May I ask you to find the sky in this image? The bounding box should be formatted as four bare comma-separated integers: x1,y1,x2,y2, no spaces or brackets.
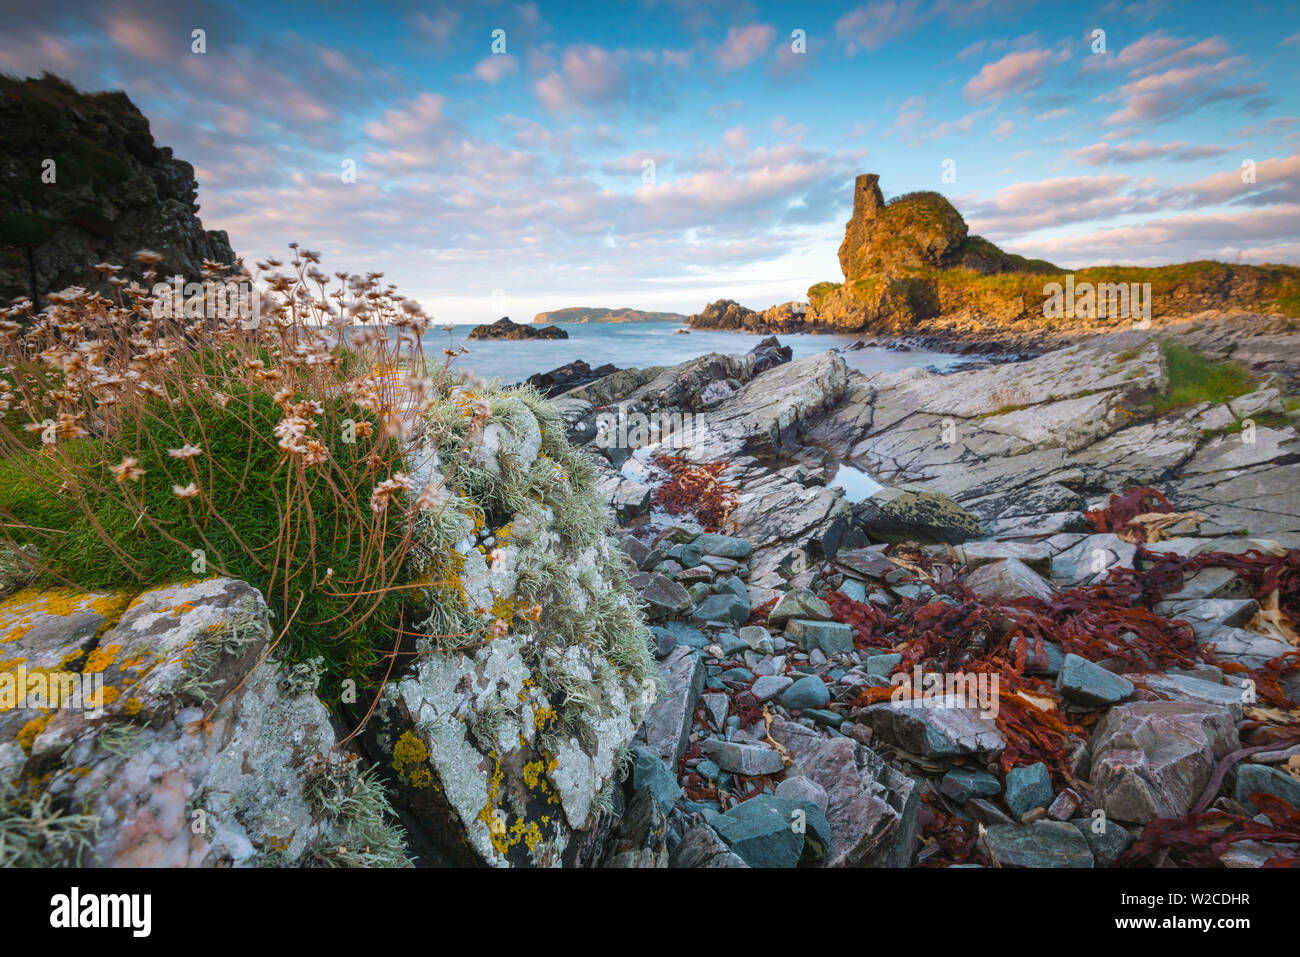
2,0,1298,323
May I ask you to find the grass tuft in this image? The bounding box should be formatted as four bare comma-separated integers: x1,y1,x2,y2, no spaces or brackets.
1152,341,1255,413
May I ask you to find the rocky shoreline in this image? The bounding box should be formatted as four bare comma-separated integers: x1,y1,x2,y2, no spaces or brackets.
536,313,1300,867
5,293,1299,868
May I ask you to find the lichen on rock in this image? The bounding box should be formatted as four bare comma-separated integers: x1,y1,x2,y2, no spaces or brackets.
362,382,656,866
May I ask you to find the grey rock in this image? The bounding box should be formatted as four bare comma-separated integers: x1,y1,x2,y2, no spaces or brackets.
693,533,754,559
1070,817,1135,867
670,825,750,868
957,540,1054,575
851,483,984,545
862,694,1006,758
785,736,918,867
1057,653,1134,706
784,619,854,654
1234,763,1300,812
701,692,730,730
751,675,794,703
636,573,693,619
1004,762,1054,818
691,593,751,625
1138,672,1245,721
984,821,1094,868
712,794,831,868
700,739,785,776
638,646,706,767
775,774,831,813
965,557,1056,603
1089,701,1238,823
940,768,1002,803
781,675,831,711
630,745,681,811
768,588,833,628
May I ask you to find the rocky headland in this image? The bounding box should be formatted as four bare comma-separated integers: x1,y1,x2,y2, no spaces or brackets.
687,173,1300,356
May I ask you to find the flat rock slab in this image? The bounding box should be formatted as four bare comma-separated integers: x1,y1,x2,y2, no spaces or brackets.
638,646,705,768
785,619,854,654
861,694,1005,758
700,738,785,776
957,541,1053,575
984,821,1094,868
1138,672,1246,721
965,557,1055,603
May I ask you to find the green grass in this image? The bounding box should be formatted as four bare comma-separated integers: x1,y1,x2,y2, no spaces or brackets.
0,379,414,705
1151,342,1255,414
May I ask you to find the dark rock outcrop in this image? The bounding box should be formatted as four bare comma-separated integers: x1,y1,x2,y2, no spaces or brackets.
467,316,568,340
0,73,237,309
525,359,621,397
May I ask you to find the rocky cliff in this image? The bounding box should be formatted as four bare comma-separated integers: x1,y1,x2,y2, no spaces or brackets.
0,73,237,309
687,172,1300,347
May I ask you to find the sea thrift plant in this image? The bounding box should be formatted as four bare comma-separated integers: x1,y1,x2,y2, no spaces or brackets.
0,247,475,705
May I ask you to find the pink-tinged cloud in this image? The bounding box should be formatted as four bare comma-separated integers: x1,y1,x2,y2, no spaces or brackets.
965,173,1141,236
533,44,627,113
1006,206,1300,267
836,0,927,54
1067,140,1237,165
1102,57,1261,125
411,9,460,46
963,49,1053,102
105,14,175,63
716,24,776,70
992,119,1015,139
1159,152,1300,207
363,93,453,143
474,54,519,84
723,125,749,150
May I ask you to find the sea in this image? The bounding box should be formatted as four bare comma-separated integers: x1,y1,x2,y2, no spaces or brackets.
424,320,965,386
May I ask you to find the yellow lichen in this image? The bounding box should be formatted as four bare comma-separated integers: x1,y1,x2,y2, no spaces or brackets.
391,730,431,788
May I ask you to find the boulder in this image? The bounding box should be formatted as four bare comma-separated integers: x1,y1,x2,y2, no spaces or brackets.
786,736,918,867
712,794,831,868
983,821,1094,868
1056,654,1134,707
850,484,984,545
861,694,1006,758
1089,701,1239,823
964,557,1055,603
1,579,405,867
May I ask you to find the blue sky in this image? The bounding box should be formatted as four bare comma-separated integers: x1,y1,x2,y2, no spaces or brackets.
2,0,1298,322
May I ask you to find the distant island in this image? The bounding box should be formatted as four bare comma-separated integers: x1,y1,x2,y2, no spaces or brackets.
467,316,568,340
531,307,687,324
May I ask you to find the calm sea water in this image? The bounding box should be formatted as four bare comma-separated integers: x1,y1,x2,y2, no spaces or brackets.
424,321,963,384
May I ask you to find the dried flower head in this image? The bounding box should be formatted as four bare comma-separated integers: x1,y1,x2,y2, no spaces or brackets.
110,457,145,482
